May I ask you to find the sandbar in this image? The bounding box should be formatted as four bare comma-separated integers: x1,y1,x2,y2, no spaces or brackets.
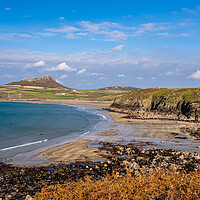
38,140,105,163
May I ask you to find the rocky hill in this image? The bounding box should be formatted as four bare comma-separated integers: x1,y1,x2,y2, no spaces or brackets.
107,87,200,122
6,75,68,88
99,86,139,91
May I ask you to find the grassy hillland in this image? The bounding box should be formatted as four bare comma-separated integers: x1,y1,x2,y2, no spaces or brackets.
108,87,200,121
0,75,139,101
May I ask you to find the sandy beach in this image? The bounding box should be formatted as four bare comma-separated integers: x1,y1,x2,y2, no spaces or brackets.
33,100,200,164
106,111,198,140
27,99,112,108
38,140,105,163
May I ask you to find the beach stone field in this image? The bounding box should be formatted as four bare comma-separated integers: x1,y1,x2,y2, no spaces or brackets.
0,142,200,200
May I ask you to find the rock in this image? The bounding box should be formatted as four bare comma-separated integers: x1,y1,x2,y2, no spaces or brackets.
1,142,200,199
108,88,200,121
25,195,33,200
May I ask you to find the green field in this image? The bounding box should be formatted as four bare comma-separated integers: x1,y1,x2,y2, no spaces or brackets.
0,85,129,101
119,87,200,104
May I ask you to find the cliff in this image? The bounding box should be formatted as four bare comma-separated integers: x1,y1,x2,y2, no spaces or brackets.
107,88,200,122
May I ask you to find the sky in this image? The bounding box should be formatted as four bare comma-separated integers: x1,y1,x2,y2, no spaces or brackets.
0,0,200,89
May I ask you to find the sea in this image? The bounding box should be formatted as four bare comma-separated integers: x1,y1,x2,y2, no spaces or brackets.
1,102,199,165
0,101,110,164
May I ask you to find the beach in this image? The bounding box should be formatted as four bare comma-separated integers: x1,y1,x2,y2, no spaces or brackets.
29,99,200,164
38,139,105,163
1,100,200,199
1,99,200,164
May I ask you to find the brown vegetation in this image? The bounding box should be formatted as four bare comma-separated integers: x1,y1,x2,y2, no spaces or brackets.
36,166,200,200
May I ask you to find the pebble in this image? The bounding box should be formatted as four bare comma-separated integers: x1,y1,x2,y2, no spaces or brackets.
25,195,33,200
0,142,200,200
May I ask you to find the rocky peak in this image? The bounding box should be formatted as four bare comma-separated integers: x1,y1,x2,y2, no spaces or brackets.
23,75,56,82
6,75,68,88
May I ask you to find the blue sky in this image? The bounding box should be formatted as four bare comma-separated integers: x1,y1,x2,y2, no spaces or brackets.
0,0,200,89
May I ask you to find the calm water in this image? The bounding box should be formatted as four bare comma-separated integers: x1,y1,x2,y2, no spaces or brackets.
0,102,102,162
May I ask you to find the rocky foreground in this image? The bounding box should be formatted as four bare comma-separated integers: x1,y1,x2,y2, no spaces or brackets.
1,142,200,200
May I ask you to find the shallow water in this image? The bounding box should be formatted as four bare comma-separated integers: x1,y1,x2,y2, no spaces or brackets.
1,102,199,165
0,102,105,162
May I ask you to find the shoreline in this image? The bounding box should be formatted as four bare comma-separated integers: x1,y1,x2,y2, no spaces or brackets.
1,100,200,166
35,100,200,164
1,100,200,199
37,140,106,164
0,100,114,166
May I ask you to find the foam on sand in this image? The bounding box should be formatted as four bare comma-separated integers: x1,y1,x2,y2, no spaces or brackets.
0,139,48,151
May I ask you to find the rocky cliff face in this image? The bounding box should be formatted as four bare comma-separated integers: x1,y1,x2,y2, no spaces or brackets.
6,75,68,88
107,88,200,122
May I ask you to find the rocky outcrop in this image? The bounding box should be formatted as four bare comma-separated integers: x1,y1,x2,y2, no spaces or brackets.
0,92,41,100
107,88,200,122
1,142,200,199
6,75,68,88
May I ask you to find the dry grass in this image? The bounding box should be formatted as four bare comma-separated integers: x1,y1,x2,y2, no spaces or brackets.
35,166,200,200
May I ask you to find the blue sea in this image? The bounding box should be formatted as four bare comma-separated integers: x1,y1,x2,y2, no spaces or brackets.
0,102,108,164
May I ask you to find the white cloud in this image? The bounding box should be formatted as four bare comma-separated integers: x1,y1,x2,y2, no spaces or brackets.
34,61,45,67
56,79,64,84
46,26,79,33
113,45,125,51
37,33,55,37
4,33,32,38
1,48,200,82
176,68,181,74
24,60,45,68
182,8,197,14
86,72,103,76
76,32,88,36
46,62,77,72
179,33,190,37
40,20,188,41
66,33,79,39
5,8,11,10
99,77,105,80
152,77,156,80
59,17,65,20
60,74,68,79
139,23,170,33
166,71,173,75
136,77,144,80
163,46,170,49
155,32,190,37
18,34,32,38
77,69,87,74
156,33,169,36
188,70,200,79
118,74,125,77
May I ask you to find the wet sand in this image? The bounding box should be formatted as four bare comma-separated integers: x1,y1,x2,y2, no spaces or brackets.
30,100,200,163
38,140,105,163
97,129,118,136
106,111,198,140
